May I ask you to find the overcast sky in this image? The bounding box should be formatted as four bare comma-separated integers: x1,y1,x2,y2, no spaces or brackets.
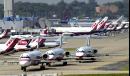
0,0,123,5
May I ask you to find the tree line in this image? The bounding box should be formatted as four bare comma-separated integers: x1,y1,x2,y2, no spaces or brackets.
0,0,129,19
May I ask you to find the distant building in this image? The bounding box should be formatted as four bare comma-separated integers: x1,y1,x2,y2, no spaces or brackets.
4,0,14,17
96,5,118,14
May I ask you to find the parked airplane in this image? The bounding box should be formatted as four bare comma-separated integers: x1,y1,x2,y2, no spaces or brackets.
41,17,108,36
0,37,20,54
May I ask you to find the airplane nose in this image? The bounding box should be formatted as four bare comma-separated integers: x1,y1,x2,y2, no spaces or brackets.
19,61,30,67
19,58,31,67
76,52,84,57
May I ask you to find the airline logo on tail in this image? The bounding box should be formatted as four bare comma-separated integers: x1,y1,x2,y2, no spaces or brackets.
91,19,100,31
0,29,9,39
96,17,108,30
5,38,20,51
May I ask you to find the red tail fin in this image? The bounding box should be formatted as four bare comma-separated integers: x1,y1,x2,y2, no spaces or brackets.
40,29,48,36
0,29,9,38
91,19,100,31
5,38,20,51
96,17,108,30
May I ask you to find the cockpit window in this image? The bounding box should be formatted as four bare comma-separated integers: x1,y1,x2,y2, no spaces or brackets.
48,52,55,55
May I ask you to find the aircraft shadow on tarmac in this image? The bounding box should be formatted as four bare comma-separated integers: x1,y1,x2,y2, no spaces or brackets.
27,67,56,72
48,63,77,67
25,64,77,72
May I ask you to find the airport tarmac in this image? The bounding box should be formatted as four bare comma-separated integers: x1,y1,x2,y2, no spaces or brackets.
0,32,129,75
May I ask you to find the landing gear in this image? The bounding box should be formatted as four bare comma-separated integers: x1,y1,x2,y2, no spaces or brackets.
46,63,51,67
40,63,45,70
40,65,45,70
91,58,96,60
79,61,82,63
63,61,67,66
21,67,26,72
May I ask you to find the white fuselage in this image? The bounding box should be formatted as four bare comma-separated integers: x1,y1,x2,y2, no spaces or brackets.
50,17,108,35
19,50,42,67
51,27,92,33
44,41,60,48
75,46,96,58
45,48,64,60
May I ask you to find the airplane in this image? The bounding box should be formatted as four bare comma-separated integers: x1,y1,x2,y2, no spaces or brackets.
40,17,108,36
0,37,20,54
42,48,69,66
0,29,10,39
19,50,45,71
42,35,69,66
74,35,98,61
106,16,124,31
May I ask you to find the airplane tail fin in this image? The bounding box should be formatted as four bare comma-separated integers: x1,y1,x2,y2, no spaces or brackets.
5,38,20,51
104,22,111,30
96,16,108,31
91,19,100,31
0,29,9,38
40,28,48,36
30,37,46,48
116,15,124,23
112,16,124,25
